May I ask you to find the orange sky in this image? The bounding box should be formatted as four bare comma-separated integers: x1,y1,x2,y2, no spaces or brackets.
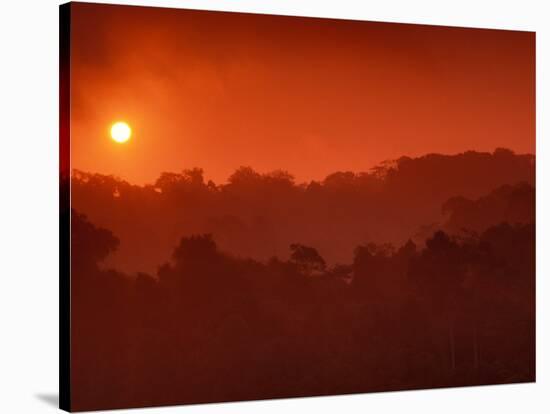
69,2,535,185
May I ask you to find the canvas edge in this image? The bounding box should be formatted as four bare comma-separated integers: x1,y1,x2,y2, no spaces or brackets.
59,2,72,412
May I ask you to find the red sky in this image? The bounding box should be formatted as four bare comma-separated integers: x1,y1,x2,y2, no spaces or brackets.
69,2,535,185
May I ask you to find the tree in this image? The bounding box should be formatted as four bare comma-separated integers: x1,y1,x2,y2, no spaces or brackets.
71,209,119,269
172,234,219,265
289,243,326,275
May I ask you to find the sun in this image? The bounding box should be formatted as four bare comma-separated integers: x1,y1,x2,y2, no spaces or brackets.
110,121,132,143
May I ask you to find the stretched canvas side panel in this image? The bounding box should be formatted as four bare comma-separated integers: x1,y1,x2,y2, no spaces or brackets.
59,2,71,412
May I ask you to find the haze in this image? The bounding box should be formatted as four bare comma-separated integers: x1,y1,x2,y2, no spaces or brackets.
70,3,535,184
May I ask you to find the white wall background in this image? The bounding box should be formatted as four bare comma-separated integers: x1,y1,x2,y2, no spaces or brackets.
0,0,547,412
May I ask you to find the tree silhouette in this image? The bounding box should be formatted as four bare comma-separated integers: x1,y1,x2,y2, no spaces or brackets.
67,149,536,411
289,243,326,275
71,149,535,275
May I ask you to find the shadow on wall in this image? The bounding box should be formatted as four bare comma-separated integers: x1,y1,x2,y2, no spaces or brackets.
35,393,58,408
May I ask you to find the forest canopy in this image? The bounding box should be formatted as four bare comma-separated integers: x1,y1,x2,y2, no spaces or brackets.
71,148,534,274
68,148,535,411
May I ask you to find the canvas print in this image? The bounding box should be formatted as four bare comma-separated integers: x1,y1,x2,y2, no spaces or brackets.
59,2,536,412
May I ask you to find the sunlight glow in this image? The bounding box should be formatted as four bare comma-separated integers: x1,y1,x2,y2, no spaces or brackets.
110,121,132,143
